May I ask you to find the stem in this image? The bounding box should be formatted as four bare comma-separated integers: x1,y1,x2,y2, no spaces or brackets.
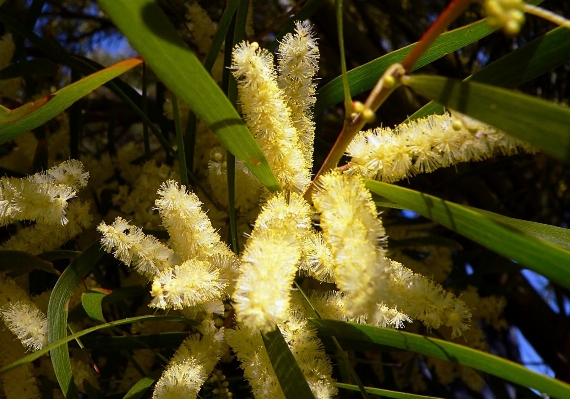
523,4,570,30
336,0,352,118
172,96,188,186
304,0,474,201
401,0,475,72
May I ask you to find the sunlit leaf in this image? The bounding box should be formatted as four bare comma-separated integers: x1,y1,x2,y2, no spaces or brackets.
81,288,112,323
98,0,280,192
409,26,570,120
403,75,570,163
47,241,105,398
365,180,570,291
0,58,143,144
312,319,570,399
262,327,316,399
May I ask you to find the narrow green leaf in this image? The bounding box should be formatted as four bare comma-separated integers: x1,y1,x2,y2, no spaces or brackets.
47,241,105,399
0,250,60,275
315,19,494,113
403,74,570,163
336,382,443,399
1,315,193,376
0,12,172,156
0,57,142,144
203,0,238,73
262,327,316,399
365,180,570,291
122,369,163,399
311,319,570,399
99,0,280,192
81,288,112,323
409,26,570,120
468,206,570,251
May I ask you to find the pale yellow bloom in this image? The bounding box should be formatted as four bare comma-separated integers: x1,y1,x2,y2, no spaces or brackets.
155,180,232,261
150,259,226,310
1,200,92,254
232,41,311,192
346,112,536,182
233,192,311,332
277,21,320,167
313,170,392,320
226,325,285,399
280,294,337,398
98,216,176,279
0,301,47,351
153,321,226,399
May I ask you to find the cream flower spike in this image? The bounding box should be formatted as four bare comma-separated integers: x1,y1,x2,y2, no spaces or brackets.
232,41,311,193
0,302,47,352
233,192,312,332
153,320,226,399
98,216,176,279
277,21,320,167
346,112,536,182
155,180,232,261
312,170,392,320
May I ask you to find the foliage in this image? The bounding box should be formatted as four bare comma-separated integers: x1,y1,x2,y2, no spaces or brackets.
1,0,570,399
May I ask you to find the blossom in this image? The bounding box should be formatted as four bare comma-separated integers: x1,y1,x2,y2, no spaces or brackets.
232,41,311,193
277,21,320,167
153,321,226,399
150,259,226,310
346,112,536,182
98,216,176,279
313,170,392,319
155,180,232,261
233,192,311,332
0,302,48,352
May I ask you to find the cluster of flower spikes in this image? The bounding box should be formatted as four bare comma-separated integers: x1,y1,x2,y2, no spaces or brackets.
97,21,474,399
346,112,537,183
0,160,93,398
0,159,92,254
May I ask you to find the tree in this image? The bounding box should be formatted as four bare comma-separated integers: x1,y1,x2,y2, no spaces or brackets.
0,0,570,398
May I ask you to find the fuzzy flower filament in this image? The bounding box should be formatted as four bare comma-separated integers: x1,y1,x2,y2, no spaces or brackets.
0,302,48,352
313,170,392,321
277,21,320,167
346,112,536,182
155,180,234,261
98,216,176,279
153,321,226,399
232,41,310,193
233,192,312,332
150,259,226,310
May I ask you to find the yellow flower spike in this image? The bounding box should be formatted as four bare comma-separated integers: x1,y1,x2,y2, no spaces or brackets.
232,40,311,193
